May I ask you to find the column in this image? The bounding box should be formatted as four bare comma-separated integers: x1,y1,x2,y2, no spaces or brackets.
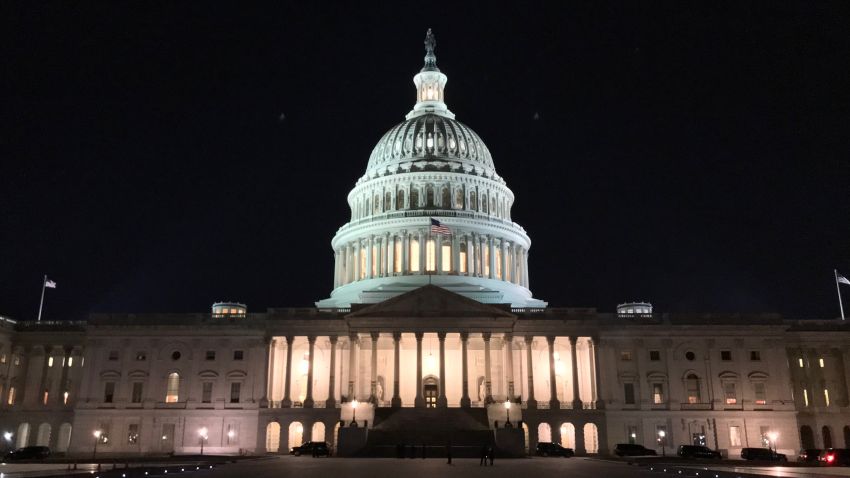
523,250,530,288
437,332,448,407
590,338,604,409
304,336,316,408
525,336,536,409
282,336,294,408
418,231,425,274
500,240,508,281
370,332,379,403
466,236,474,276
326,337,338,408
414,332,425,408
547,336,560,408
569,336,581,409
504,334,515,399
460,333,471,408
366,236,374,279
483,333,493,402
402,231,409,273
392,333,402,407
488,236,496,279
353,241,361,281
435,234,442,274
262,338,274,407
471,234,479,276
347,333,358,399
386,234,394,276
452,234,460,274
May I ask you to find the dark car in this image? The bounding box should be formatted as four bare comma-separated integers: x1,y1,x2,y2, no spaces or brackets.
290,441,330,457
677,445,721,459
535,442,574,457
615,443,658,457
741,447,787,462
819,449,850,466
799,449,823,462
3,446,51,461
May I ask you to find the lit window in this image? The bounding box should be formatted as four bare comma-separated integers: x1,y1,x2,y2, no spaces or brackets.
0,354,5,364
819,358,825,368
425,239,436,272
652,383,664,404
620,351,633,361
128,424,139,445
165,373,180,403
13,356,20,366
63,391,69,405
7,387,15,405
483,246,490,276
798,358,804,368
494,248,502,279
724,383,737,404
825,388,831,407
409,239,420,272
371,244,377,276
459,243,468,274
394,240,402,273
803,388,809,407
729,426,742,447
61,357,65,367
47,357,53,367
42,389,49,405
754,382,766,405
441,244,451,272
68,357,73,367
359,248,366,279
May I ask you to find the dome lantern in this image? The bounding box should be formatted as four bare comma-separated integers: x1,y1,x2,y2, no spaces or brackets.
408,28,454,120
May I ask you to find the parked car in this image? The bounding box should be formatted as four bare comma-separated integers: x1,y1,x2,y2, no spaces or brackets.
614,443,658,457
678,445,721,459
819,449,850,466
741,447,787,462
535,442,575,457
799,449,822,462
3,446,51,461
290,441,330,457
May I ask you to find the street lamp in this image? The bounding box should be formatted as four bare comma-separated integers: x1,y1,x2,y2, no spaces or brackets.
350,400,359,427
504,400,512,427
92,430,102,461
4,431,12,452
198,427,208,455
767,431,778,454
657,430,666,457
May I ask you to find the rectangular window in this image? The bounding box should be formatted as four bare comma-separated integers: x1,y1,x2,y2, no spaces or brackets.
98,424,110,445
233,350,244,361
494,248,502,279
753,382,766,405
724,382,737,404
649,350,660,361
127,424,139,445
825,388,831,407
760,426,771,448
371,244,377,276
620,351,633,361
202,382,213,403
47,356,54,367
441,244,451,272
205,350,216,361
394,240,402,273
230,382,241,403
68,357,73,367
721,350,732,361
7,387,15,405
409,238,420,272
104,382,115,403
0,354,5,364
131,382,143,403
359,248,366,279
624,383,635,405
42,389,49,405
749,350,761,361
483,246,490,276
63,391,69,405
819,357,825,368
13,356,20,366
108,350,119,361
425,239,436,272
135,352,146,361
656,425,668,446
459,249,467,273
798,357,805,368
803,388,809,406
652,383,664,404
729,426,742,447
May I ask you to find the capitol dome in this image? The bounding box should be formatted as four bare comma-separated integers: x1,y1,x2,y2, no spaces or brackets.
317,30,546,309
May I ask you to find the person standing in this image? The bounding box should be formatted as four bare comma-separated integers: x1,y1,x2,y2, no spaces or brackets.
488,445,495,466
480,444,488,466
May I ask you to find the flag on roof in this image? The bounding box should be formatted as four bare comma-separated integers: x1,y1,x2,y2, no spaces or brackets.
430,218,451,235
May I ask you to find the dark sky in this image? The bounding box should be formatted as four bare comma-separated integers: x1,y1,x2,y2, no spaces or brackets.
2,2,849,320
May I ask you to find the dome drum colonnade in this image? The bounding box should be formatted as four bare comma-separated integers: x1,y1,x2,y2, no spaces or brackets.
319,29,545,308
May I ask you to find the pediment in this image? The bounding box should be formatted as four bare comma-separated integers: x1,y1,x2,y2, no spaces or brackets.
346,285,515,319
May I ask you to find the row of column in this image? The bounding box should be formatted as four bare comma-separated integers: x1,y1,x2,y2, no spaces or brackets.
267,334,600,409
333,230,529,289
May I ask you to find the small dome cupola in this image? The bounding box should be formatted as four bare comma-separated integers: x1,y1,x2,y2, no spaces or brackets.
408,29,454,120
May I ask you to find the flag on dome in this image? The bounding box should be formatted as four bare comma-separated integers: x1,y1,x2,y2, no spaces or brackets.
44,278,56,288
430,218,451,235
838,272,850,286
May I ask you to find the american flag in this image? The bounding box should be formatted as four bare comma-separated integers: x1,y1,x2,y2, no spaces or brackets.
430,218,451,235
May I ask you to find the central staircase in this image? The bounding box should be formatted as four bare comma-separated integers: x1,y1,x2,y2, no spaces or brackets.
358,407,495,457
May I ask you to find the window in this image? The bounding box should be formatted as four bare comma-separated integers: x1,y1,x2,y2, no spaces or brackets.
205,351,216,361
202,382,213,403
135,352,146,361
127,424,139,445
724,382,737,404
171,351,181,361
749,350,761,361
754,382,767,405
0,354,5,364
803,388,809,407
108,351,119,361
47,356,54,367
798,357,805,368
13,356,20,366
425,239,436,272
620,351,633,361
624,383,635,405
68,357,73,367
104,382,115,403
230,383,241,403
483,245,490,276
63,391,69,405
685,351,696,361
7,387,15,405
825,388,831,407
721,350,732,361
441,243,451,272
819,358,825,368
394,239,402,273
760,426,771,448
165,373,180,403
42,389,49,405
494,248,502,279
131,383,143,403
459,243,468,274
686,374,701,403
649,350,660,361
233,350,244,361
656,425,668,446
652,383,664,404
627,425,638,444
409,238,420,272
729,426,742,447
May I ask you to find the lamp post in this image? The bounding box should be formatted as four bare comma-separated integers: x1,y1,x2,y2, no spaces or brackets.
767,431,778,454
504,400,512,427
4,431,12,452
350,400,359,427
92,430,102,461
198,427,208,456
657,430,666,457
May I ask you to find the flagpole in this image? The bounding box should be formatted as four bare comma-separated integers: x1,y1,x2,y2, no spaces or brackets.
36,274,47,322
836,269,846,321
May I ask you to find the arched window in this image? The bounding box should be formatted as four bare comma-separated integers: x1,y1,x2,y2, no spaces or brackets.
36,423,51,446
410,189,419,209
409,238,420,272
800,425,815,449
385,192,392,211
584,423,599,453
312,422,326,442
823,426,833,448
17,423,30,448
560,423,576,449
397,189,405,209
470,191,477,211
537,423,552,443
289,422,304,450
365,198,370,216
165,372,180,403
373,194,381,214
491,197,496,215
393,237,402,273
441,187,450,208
686,374,701,403
425,239,436,272
459,242,468,274
481,194,488,213
426,184,435,207
454,189,463,209
56,423,72,452
266,422,281,453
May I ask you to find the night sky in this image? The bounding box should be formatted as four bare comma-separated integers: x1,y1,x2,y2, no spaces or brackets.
2,2,849,321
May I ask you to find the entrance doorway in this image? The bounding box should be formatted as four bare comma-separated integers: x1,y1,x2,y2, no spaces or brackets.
423,377,439,408
161,424,175,453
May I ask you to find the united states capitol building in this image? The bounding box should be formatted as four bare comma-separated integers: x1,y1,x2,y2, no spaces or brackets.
2,31,848,459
